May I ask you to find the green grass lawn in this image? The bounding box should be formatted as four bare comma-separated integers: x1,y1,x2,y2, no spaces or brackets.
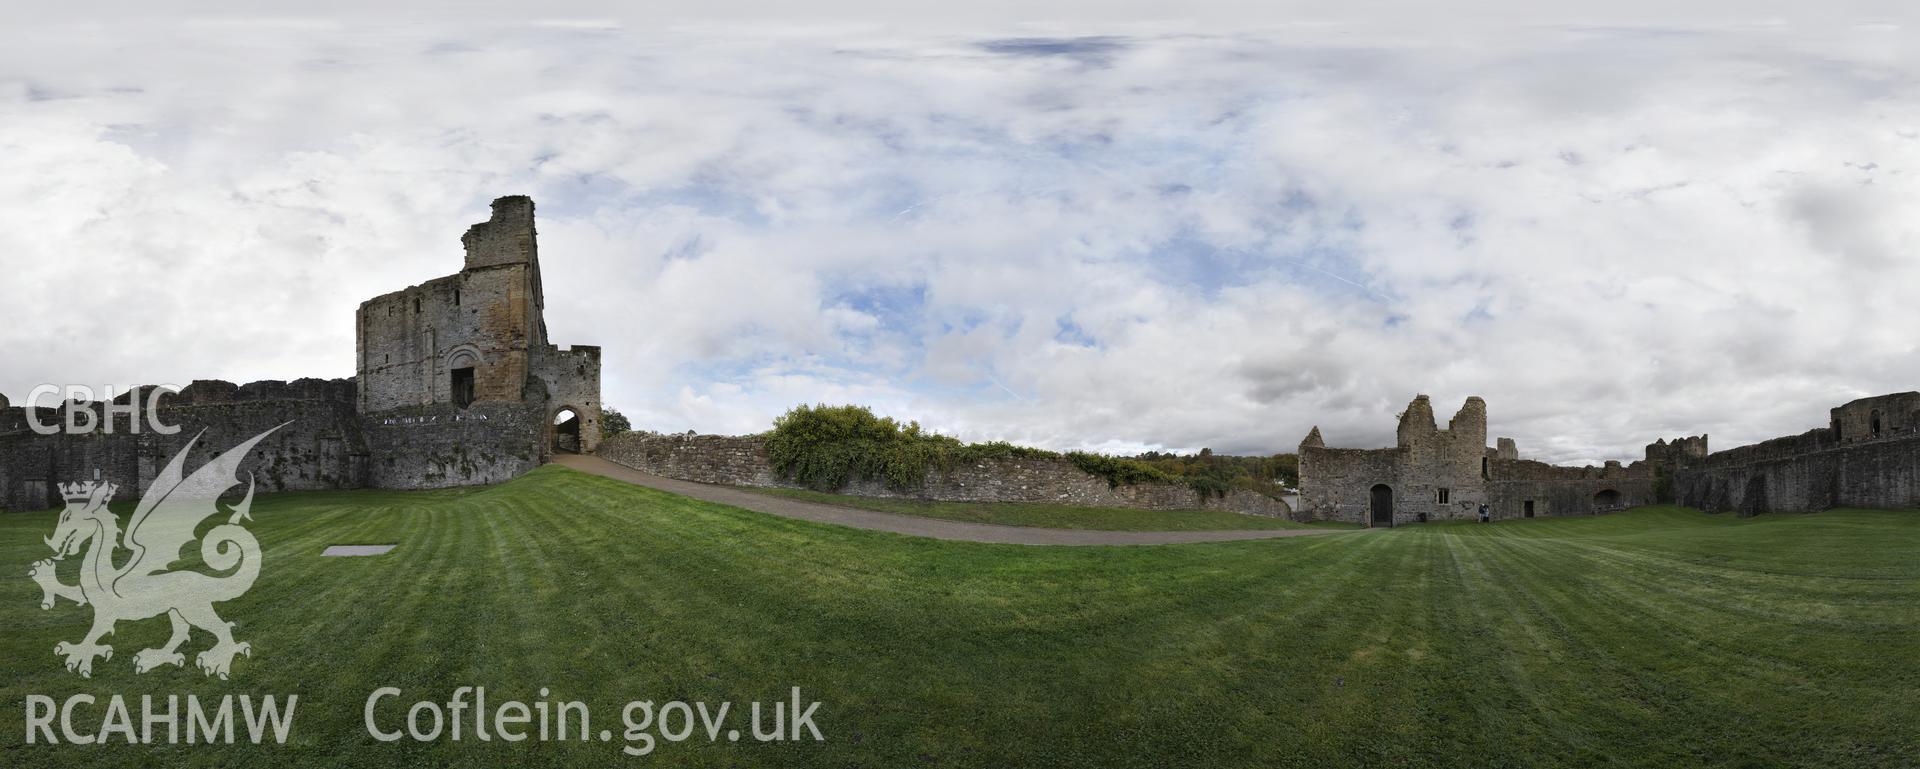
740,485,1345,531
2,465,1917,767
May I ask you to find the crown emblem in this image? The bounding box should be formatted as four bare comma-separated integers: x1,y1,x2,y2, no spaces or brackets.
59,470,117,505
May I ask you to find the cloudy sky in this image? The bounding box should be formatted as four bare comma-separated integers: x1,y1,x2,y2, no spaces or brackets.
2,5,1916,464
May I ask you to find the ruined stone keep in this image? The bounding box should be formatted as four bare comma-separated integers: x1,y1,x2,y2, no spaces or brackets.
0,196,600,511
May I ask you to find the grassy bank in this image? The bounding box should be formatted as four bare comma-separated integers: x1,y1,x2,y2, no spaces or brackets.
2,466,1916,767
741,486,1334,531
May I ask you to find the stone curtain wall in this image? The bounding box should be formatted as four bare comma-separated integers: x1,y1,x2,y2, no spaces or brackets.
359,400,546,490
595,432,1295,519
1486,459,1657,519
1673,428,1920,515
596,433,781,486
0,379,368,513
0,376,567,511
1665,393,1920,515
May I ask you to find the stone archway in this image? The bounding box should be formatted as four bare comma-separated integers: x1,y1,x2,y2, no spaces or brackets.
1594,489,1621,511
551,407,582,454
1369,484,1393,528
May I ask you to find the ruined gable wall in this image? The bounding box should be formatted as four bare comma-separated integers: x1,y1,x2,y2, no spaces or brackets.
597,431,1295,518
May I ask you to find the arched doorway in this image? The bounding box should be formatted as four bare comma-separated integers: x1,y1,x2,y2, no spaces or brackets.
551,407,582,454
1369,484,1393,528
447,349,479,409
1594,489,1621,511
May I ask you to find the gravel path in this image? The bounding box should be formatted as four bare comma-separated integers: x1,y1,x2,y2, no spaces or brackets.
553,454,1369,546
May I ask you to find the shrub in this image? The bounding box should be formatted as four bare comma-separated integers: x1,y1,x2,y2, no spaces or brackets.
1065,452,1179,487
764,403,1289,503
765,404,909,491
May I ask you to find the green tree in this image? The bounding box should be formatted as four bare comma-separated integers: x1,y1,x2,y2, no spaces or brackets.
601,407,632,437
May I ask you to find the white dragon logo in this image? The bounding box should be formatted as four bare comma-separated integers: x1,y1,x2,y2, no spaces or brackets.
26,425,285,679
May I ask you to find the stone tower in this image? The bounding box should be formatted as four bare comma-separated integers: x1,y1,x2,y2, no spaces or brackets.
355,196,603,465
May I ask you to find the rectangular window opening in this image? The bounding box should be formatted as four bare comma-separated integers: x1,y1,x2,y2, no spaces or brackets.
451,367,475,409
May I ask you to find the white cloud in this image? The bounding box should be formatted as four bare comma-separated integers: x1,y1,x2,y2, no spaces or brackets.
1,19,1918,466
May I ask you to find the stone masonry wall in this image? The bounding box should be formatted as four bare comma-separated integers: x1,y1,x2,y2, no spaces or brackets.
1673,428,1920,515
360,401,545,490
595,431,1295,518
1297,395,1493,526
0,379,367,513
531,344,605,454
1298,394,1661,526
1486,459,1656,519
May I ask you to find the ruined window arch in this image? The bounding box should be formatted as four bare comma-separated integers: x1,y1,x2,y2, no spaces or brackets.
1870,410,1882,437
1481,456,1490,480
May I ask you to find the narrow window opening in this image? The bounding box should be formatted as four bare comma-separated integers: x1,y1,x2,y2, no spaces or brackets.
1437,488,1451,504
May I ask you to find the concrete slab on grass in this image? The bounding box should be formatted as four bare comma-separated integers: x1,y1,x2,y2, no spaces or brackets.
322,544,397,557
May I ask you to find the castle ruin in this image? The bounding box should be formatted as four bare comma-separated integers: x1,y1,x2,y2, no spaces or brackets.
2,196,1916,523
0,196,600,511
1299,392,1920,526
